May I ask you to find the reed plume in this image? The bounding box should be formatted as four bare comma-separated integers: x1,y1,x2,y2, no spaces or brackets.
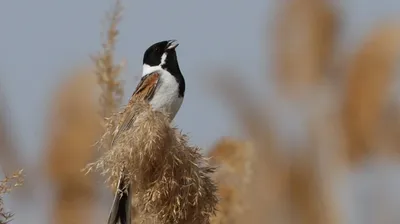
342,23,400,164
44,68,101,224
275,0,337,96
86,100,218,224
92,0,124,118
0,169,24,224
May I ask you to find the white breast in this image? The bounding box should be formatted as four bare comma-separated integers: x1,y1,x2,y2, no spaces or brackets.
149,70,183,120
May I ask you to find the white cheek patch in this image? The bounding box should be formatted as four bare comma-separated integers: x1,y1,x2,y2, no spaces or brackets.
142,52,168,77
161,53,167,65
142,64,161,77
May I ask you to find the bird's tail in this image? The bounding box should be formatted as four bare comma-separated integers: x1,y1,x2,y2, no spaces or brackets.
107,173,132,224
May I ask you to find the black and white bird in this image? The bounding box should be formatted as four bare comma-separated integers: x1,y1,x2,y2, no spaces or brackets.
107,40,185,224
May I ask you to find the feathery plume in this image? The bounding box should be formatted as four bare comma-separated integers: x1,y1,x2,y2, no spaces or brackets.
92,0,125,118
0,169,24,224
86,100,218,224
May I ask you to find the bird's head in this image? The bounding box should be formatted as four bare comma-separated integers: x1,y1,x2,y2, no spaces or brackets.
142,40,180,76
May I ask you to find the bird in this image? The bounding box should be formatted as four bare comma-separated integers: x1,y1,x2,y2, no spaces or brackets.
107,39,185,224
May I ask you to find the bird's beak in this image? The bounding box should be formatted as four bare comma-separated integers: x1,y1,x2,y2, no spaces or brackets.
166,40,179,50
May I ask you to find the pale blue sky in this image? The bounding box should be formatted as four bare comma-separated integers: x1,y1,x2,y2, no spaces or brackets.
2,0,400,223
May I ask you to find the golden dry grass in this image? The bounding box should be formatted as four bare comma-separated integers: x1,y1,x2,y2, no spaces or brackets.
342,23,400,164
208,138,254,224
44,0,125,223
44,68,102,224
208,1,345,223
86,100,218,224
212,56,344,224
92,0,124,118
212,76,289,224
0,170,24,224
206,1,400,223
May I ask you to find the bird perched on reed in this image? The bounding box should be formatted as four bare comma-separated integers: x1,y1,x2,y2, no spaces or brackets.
107,40,185,224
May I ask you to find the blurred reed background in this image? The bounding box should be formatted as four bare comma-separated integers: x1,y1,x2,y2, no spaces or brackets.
2,0,400,223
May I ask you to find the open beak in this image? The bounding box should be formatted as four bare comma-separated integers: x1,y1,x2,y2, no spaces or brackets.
166,40,179,50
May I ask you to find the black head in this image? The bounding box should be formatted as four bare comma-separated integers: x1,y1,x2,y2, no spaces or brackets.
142,40,185,97
143,40,179,67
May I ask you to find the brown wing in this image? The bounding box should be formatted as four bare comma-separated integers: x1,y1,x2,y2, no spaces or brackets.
111,72,160,146
130,72,161,103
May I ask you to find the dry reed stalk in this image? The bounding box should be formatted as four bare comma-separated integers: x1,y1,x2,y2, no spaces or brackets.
342,23,400,164
92,0,124,118
86,100,218,224
90,0,128,219
275,0,337,97
45,68,102,224
287,150,342,224
215,75,291,224
273,1,345,221
208,137,254,224
288,97,346,224
214,70,346,224
208,138,253,183
0,169,24,224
